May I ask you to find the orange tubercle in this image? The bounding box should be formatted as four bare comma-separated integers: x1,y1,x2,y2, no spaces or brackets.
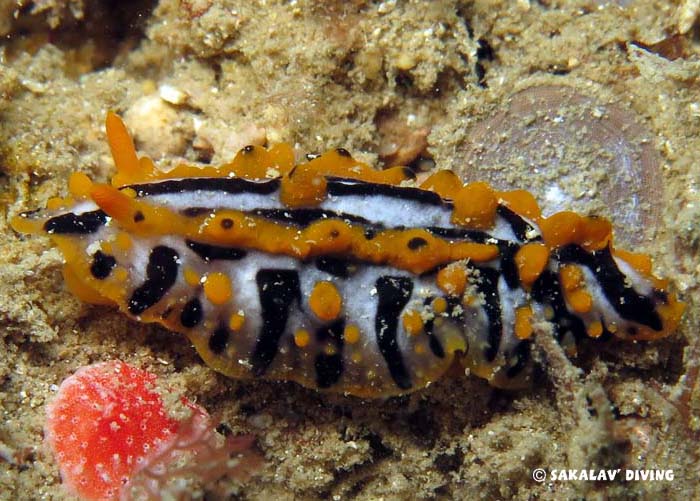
90,184,138,223
343,324,361,344
560,264,593,314
614,248,653,276
294,329,311,348
436,263,468,296
280,164,328,207
309,281,343,322
229,311,246,332
514,305,534,340
497,190,542,221
451,182,498,229
514,243,550,286
540,211,612,251
68,172,94,199
106,111,142,186
203,272,233,305
540,211,582,249
420,170,462,199
402,309,424,336
432,297,448,314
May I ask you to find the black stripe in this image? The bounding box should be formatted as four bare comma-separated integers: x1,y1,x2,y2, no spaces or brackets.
472,266,502,362
556,245,662,331
423,317,446,359
425,226,492,244
327,177,446,207
128,246,180,315
251,269,301,376
180,297,203,328
375,276,414,390
421,296,446,358
314,319,345,389
505,341,530,379
496,205,540,242
185,239,247,261
498,242,521,289
531,270,587,342
125,177,280,197
90,251,116,279
44,210,107,234
251,208,373,226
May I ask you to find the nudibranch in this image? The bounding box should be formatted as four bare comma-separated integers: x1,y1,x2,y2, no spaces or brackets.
11,113,685,397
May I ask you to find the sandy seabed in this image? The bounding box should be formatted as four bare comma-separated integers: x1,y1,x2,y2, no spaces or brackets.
1,1,699,499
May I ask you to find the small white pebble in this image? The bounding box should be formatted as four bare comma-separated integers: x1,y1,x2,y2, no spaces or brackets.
377,0,396,14
689,102,700,118
158,84,188,105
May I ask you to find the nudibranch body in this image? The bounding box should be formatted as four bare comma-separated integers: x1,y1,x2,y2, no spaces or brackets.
11,113,684,398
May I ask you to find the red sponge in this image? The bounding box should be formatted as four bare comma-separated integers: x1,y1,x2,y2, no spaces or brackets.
45,361,180,500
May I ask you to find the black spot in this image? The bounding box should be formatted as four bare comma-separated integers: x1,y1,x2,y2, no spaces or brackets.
407,237,428,250
209,325,229,354
44,210,107,234
220,218,234,229
336,147,351,157
364,228,376,240
90,250,116,279
128,246,180,315
243,145,255,153
180,298,203,328
133,211,145,222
